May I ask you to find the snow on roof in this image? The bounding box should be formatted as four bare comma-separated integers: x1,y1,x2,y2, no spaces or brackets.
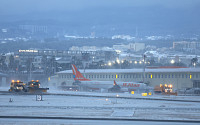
58,68,200,74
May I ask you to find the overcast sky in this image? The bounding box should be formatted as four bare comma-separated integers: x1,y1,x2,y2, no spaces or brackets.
0,0,200,15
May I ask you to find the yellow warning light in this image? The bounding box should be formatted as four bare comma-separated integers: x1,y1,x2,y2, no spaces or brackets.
148,92,152,95
116,75,118,79
168,84,173,88
12,80,15,82
131,91,134,94
190,75,192,79
142,93,147,96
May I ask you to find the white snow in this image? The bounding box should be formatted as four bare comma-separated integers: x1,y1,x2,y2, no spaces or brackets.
1,87,200,121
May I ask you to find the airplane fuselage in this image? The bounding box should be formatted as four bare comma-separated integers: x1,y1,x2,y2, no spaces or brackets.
79,81,146,90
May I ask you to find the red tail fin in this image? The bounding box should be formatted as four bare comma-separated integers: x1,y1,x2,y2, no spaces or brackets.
72,64,90,81
114,80,117,86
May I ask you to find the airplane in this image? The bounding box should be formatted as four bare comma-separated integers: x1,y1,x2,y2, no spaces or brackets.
71,64,147,92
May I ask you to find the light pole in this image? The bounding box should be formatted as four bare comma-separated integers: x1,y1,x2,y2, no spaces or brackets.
143,54,146,83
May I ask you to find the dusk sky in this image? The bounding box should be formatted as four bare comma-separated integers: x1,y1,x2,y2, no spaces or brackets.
0,0,200,15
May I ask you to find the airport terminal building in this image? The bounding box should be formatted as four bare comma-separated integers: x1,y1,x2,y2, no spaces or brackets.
50,67,200,90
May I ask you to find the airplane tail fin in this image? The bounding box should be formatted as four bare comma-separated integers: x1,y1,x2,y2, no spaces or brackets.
114,80,117,86
72,64,90,81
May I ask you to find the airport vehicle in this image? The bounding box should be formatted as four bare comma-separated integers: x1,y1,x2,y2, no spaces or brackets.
9,80,27,92
27,80,49,93
9,80,49,93
154,84,177,95
72,64,147,92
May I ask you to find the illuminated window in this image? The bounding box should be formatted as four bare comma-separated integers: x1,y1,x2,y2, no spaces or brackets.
190,74,192,79
116,75,118,78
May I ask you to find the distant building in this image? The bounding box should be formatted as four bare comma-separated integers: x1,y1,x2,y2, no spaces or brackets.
19,25,47,33
173,41,200,50
50,68,200,91
113,43,145,52
0,72,7,86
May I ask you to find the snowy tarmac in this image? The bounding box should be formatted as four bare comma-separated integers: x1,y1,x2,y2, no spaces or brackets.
0,87,200,124
1,118,200,125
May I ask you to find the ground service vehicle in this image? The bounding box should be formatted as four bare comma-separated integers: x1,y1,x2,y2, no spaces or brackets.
154,84,177,95
27,80,49,93
9,80,49,93
9,80,27,92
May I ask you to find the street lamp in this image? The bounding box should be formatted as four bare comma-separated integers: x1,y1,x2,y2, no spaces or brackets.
171,59,175,64
116,59,120,64
134,61,137,64
108,62,112,66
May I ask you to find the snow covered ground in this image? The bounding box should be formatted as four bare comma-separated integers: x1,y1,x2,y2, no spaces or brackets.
0,87,200,123
0,118,199,125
